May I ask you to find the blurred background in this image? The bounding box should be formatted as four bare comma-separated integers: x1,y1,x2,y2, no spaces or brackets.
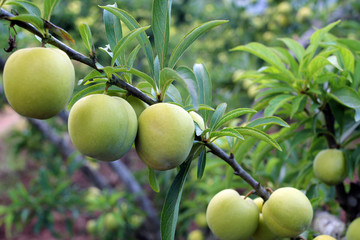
0,0,359,239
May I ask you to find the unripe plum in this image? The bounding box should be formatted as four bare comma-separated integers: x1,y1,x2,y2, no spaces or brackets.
262,187,313,238
313,235,336,240
313,149,347,185
125,95,148,119
135,103,194,170
3,47,75,119
68,94,137,161
253,197,264,212
206,189,259,240
346,217,360,240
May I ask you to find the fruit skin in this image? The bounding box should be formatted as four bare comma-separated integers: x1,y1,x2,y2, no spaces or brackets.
86,219,97,235
346,217,360,240
135,103,195,170
3,47,75,119
313,149,347,185
68,94,137,161
252,214,278,240
206,189,259,240
262,187,313,238
189,111,205,130
313,235,336,240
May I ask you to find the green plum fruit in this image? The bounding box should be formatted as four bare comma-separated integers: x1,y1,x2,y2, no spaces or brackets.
104,213,118,231
313,149,347,185
262,187,313,238
187,229,204,240
3,47,75,119
253,197,264,212
206,189,259,240
86,219,97,235
135,103,194,170
346,217,360,240
313,235,336,240
68,94,137,161
252,214,278,240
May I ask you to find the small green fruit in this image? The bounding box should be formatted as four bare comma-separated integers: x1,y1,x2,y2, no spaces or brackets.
346,217,360,240
3,47,75,119
135,103,195,170
252,214,278,240
188,229,204,240
262,187,313,238
86,219,97,235
104,213,118,231
68,94,137,161
206,189,259,240
313,235,336,240
313,149,347,185
194,213,207,228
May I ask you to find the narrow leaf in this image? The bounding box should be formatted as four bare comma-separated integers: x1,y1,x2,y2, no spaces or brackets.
210,128,244,140
168,20,228,68
160,158,192,240
111,26,150,67
103,3,122,52
110,67,156,90
235,127,282,151
246,116,289,128
290,95,307,118
279,38,305,61
264,94,295,117
197,147,206,180
6,0,41,16
213,108,257,130
79,23,94,54
10,15,44,36
307,56,330,79
194,63,212,122
152,0,171,68
148,167,160,192
43,0,61,21
44,20,75,43
209,103,227,130
177,66,199,110
99,6,154,75
159,68,190,101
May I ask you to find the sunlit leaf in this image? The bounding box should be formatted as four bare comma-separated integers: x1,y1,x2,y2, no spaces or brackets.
6,0,41,16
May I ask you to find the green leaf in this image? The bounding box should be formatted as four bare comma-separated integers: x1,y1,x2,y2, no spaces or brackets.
168,20,228,68
210,128,244,140
213,108,257,130
79,23,94,55
103,3,122,52
160,158,192,240
165,84,183,104
337,46,355,72
110,67,156,89
273,47,299,75
290,95,307,118
159,68,190,101
111,26,150,67
307,56,331,79
10,14,44,36
148,167,160,193
128,45,141,67
67,83,106,110
43,0,61,21
197,147,206,180
209,103,227,130
329,86,360,109
337,38,360,52
80,69,105,85
100,6,154,75
255,86,294,100
234,127,282,151
152,0,172,68
279,38,305,62
6,0,41,16
177,66,199,110
232,42,293,79
194,63,212,122
246,116,289,128
44,20,75,43
264,94,295,117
